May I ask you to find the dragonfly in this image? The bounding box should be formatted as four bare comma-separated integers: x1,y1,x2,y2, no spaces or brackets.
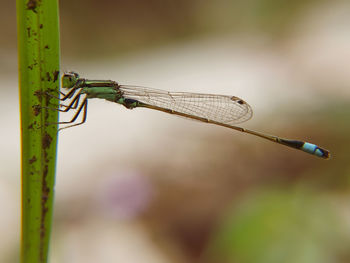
56,72,330,159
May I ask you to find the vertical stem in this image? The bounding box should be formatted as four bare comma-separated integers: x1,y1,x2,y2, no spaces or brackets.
17,0,60,262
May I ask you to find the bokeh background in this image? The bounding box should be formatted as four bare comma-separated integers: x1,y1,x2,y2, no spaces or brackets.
2,0,350,262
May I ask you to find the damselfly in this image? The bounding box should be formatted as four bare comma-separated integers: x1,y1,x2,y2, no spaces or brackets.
56,72,330,159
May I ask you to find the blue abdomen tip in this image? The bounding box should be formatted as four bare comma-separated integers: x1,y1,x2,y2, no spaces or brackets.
302,142,328,158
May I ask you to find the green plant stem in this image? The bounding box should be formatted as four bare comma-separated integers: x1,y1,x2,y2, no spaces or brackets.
17,0,60,262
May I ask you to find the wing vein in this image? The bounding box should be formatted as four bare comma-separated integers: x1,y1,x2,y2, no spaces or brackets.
119,85,253,124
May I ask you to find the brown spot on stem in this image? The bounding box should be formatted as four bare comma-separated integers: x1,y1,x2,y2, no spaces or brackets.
46,72,51,81
26,0,38,13
40,164,50,261
53,70,59,82
32,105,41,116
34,90,42,99
29,156,37,164
28,61,38,70
42,133,52,149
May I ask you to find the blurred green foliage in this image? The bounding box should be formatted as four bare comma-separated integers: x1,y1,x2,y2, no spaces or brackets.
208,188,348,263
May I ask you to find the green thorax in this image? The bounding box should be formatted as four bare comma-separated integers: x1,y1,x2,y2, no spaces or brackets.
81,80,122,103
80,80,141,109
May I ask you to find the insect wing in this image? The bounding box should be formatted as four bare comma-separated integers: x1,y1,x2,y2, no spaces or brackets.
119,85,252,125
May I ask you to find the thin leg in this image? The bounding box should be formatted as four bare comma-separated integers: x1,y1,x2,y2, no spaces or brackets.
58,98,88,131
61,92,81,110
43,91,83,112
45,89,79,110
60,87,79,101
45,88,77,101
46,89,65,96
59,90,82,112
56,97,87,125
58,92,81,109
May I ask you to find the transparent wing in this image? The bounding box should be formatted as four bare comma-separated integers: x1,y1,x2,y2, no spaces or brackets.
119,85,253,125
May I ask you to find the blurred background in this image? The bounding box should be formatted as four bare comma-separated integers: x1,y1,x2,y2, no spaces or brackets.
2,0,350,262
